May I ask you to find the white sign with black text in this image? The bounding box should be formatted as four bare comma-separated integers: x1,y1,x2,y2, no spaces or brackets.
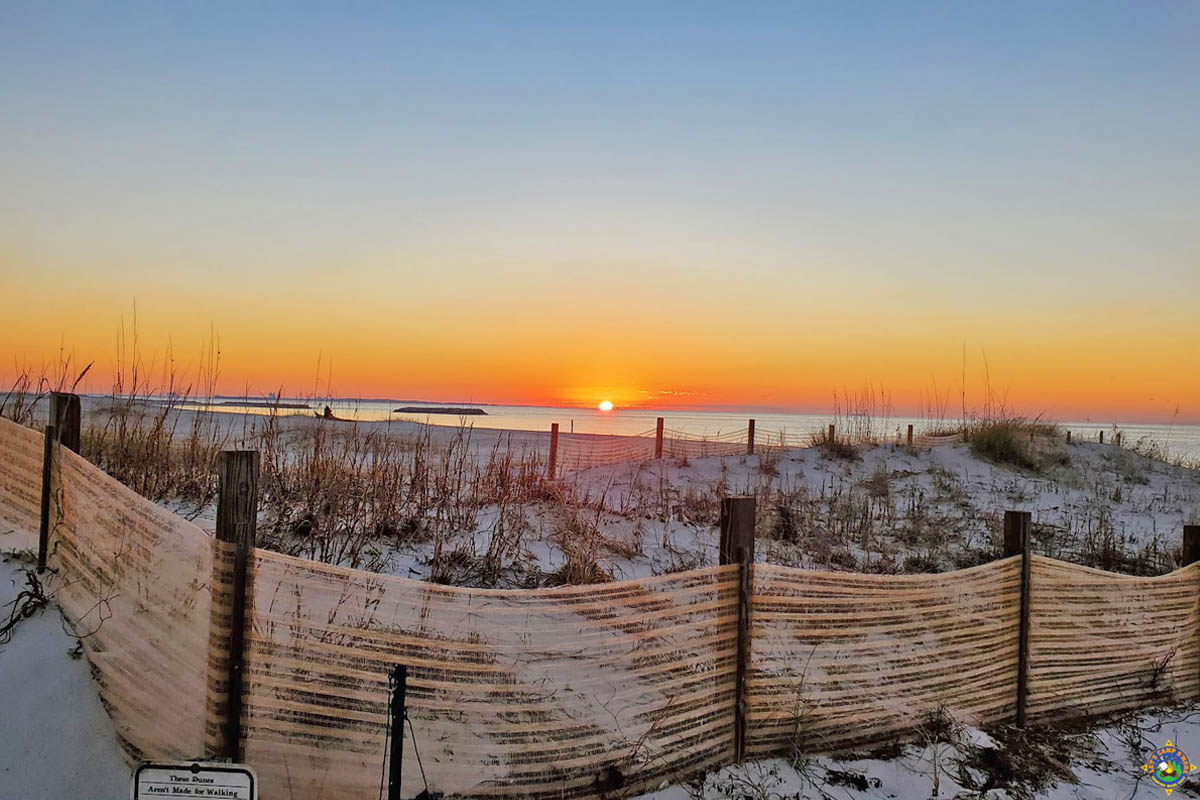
132,762,257,800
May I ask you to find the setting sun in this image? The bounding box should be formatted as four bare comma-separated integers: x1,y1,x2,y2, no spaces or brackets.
598,400,614,412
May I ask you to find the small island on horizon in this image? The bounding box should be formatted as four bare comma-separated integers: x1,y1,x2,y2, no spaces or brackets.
394,406,487,416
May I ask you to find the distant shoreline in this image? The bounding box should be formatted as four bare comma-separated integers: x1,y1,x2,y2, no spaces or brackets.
214,400,311,410
395,407,487,416
148,399,314,411
67,394,1200,430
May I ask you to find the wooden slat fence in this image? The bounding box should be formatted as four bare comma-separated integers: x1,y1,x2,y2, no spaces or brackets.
0,413,1195,799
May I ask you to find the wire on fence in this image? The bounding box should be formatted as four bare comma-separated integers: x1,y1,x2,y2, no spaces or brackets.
552,422,966,475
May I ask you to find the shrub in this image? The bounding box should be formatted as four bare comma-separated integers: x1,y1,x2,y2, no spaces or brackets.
810,427,859,461
968,420,1039,471
862,465,891,498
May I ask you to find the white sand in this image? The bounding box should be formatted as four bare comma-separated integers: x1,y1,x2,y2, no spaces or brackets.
0,556,129,799
639,708,1200,799
71,398,1200,583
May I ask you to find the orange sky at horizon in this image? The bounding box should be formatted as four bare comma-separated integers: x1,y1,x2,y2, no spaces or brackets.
4,3,1200,426
2,271,1197,424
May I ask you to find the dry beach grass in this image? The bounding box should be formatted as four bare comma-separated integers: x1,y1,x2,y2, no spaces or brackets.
4,362,1199,588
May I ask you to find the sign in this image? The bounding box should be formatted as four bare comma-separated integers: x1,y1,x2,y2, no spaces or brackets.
1142,741,1197,795
132,763,257,800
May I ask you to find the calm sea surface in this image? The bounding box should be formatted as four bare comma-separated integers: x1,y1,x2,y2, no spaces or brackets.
180,398,1200,464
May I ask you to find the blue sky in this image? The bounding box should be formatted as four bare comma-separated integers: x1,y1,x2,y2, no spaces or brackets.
2,2,1198,418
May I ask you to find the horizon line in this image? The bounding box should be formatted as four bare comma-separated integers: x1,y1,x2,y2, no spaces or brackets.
73,391,1200,427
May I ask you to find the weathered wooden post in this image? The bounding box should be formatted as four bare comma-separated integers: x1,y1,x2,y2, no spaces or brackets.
906,424,913,447
654,417,664,459
1004,510,1032,727
388,663,408,800
746,419,755,456
827,423,835,442
548,423,559,479
1185,526,1200,700
206,451,259,761
37,393,82,572
1099,430,1104,444
719,496,755,763
1066,430,1072,445
49,392,82,453
1115,431,1122,447
1184,525,1200,567
37,424,57,573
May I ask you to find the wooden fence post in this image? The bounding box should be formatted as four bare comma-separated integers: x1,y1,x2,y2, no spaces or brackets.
746,419,755,456
906,424,913,447
388,664,408,800
548,423,559,479
37,424,57,573
1185,526,1200,701
38,393,82,572
655,417,664,459
207,451,259,761
1066,430,1072,445
1004,510,1032,727
1184,526,1200,567
719,496,755,763
1099,431,1104,444
49,392,82,453
827,423,835,442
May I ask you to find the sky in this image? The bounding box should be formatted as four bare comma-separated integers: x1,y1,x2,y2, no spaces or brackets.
1,2,1198,421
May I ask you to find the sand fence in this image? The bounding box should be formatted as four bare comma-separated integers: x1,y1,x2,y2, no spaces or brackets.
548,419,964,476
1,412,1197,799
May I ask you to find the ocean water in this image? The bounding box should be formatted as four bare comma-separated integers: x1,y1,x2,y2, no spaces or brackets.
180,398,1200,464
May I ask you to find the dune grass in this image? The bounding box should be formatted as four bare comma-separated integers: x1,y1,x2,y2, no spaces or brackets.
967,418,1065,473
2,349,1192,585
